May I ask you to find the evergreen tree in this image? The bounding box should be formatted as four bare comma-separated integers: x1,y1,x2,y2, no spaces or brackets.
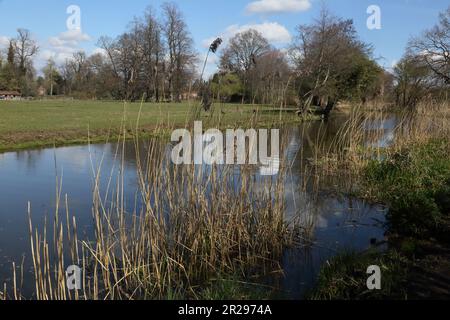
7,40,15,66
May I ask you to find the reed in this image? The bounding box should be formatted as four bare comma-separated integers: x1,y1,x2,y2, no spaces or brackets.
309,102,449,181
5,106,302,300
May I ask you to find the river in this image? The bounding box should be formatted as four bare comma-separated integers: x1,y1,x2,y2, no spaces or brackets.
0,114,397,299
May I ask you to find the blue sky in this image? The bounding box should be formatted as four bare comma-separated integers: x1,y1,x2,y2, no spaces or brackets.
0,0,449,75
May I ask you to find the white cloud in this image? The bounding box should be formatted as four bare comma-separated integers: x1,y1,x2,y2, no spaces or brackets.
91,47,108,57
49,29,91,48
203,22,292,49
38,49,74,65
246,0,311,14
0,36,9,49
228,22,292,43
36,29,92,71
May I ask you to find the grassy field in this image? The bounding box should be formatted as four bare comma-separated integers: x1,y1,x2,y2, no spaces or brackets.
0,99,302,152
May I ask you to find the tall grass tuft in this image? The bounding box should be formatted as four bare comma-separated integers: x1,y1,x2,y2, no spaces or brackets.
8,116,297,300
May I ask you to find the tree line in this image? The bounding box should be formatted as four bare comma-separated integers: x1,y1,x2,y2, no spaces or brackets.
0,3,197,102
0,3,449,112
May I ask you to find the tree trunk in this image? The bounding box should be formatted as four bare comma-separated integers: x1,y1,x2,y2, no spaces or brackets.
323,98,336,118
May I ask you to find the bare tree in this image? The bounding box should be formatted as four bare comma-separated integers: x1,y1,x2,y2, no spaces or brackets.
43,58,56,96
57,4,197,101
409,7,450,84
141,7,165,101
121,20,144,100
393,55,435,108
99,20,144,100
13,28,38,76
221,29,271,74
98,36,120,78
162,2,197,102
249,49,292,105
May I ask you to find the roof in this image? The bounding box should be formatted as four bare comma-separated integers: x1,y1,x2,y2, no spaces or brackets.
0,91,21,96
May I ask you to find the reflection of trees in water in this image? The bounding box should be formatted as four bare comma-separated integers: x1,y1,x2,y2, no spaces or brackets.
111,119,349,186
362,115,399,148
14,149,44,172
283,115,390,234
120,139,168,168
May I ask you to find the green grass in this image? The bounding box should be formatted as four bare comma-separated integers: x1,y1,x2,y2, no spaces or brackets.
363,139,450,238
0,99,304,152
311,138,450,300
310,250,409,300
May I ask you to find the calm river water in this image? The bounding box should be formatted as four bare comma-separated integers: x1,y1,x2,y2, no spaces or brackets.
0,115,397,299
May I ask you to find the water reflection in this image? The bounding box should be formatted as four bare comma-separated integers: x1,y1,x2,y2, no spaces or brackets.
0,115,396,298
364,116,398,148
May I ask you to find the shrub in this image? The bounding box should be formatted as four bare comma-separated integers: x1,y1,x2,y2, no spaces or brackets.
388,190,442,237
433,180,450,216
363,139,450,238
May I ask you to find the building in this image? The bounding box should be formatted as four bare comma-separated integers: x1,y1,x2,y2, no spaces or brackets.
181,91,199,100
37,86,46,97
0,91,21,100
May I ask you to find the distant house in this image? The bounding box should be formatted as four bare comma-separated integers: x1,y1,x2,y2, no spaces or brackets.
37,86,46,97
0,91,21,100
181,91,198,100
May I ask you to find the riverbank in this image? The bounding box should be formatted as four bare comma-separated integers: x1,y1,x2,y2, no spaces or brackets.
311,117,450,300
0,100,313,153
